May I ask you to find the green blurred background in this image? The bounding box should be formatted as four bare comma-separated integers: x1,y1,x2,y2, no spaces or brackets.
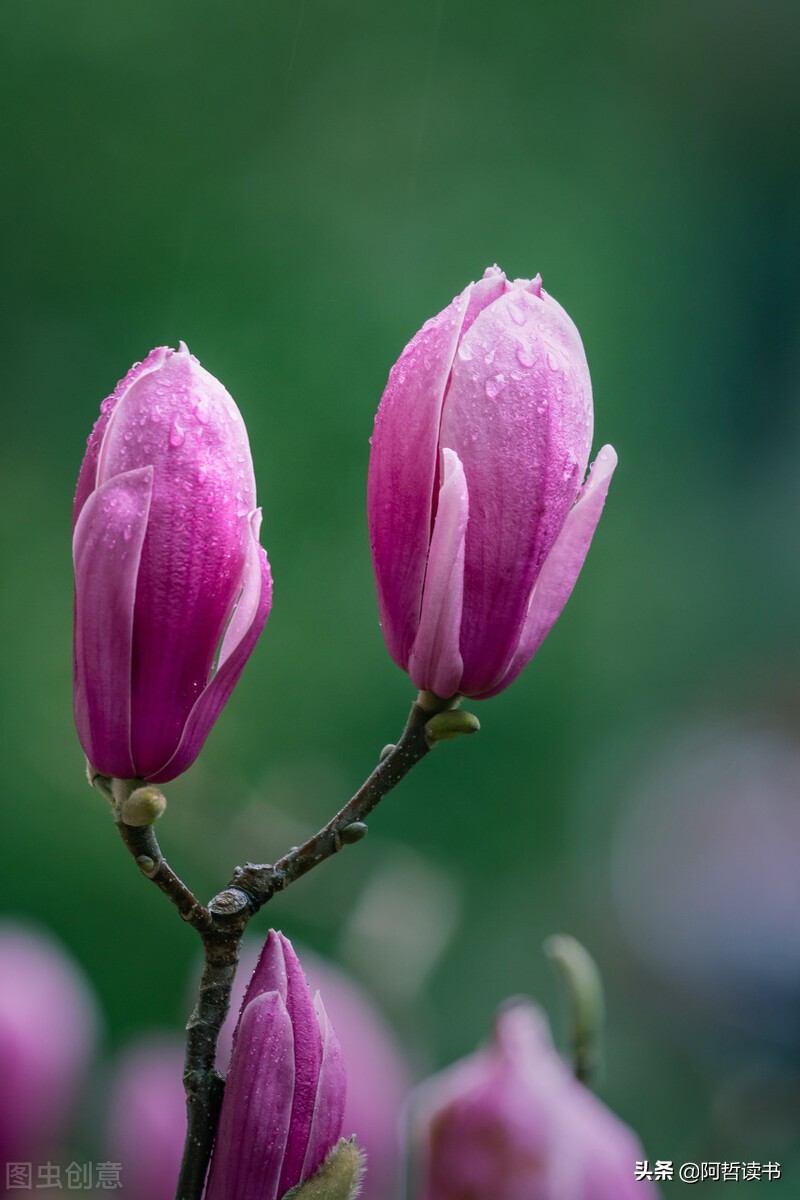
2,0,799,1194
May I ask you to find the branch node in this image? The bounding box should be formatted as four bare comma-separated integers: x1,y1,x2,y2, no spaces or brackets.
208,887,250,918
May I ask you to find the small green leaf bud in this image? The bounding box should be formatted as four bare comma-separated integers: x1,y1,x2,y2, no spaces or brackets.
424,710,480,743
120,786,167,827
544,933,605,1085
281,1137,365,1200
340,821,368,845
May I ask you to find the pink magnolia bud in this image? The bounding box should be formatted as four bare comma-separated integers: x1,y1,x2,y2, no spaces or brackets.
73,344,272,783
106,1036,185,1200
0,923,98,1167
205,931,346,1200
368,267,616,699
413,1001,657,1200
217,941,411,1200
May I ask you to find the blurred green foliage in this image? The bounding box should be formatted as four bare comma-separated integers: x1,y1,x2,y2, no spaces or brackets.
1,0,799,1193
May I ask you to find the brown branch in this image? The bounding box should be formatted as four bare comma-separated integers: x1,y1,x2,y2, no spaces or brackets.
230,690,457,910
98,690,462,1200
115,818,213,933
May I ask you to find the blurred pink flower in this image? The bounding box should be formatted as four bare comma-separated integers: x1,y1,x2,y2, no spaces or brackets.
0,923,98,1168
368,266,615,699
73,343,272,783
106,1035,185,1200
412,1001,657,1200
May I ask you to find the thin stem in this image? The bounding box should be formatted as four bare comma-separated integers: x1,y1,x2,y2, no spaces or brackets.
101,690,458,1200
115,818,213,933
231,690,453,910
177,924,244,1199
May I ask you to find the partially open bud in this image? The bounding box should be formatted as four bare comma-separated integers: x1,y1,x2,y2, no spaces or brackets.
368,267,616,700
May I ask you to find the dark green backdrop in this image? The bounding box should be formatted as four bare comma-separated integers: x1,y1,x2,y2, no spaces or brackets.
2,1,799,1194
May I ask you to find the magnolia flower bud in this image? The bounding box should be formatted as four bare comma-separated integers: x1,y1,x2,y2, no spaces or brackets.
368,266,616,699
205,931,349,1200
72,344,272,783
216,941,410,1200
412,1001,657,1200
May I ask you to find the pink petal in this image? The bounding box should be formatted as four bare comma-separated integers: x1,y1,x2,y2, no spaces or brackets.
236,928,289,1023
459,266,508,338
149,511,272,782
72,466,154,779
407,448,468,698
276,940,325,1196
439,284,593,695
299,995,347,1181
367,285,471,670
73,347,168,529
103,348,259,777
227,931,326,1196
480,445,617,698
205,992,295,1200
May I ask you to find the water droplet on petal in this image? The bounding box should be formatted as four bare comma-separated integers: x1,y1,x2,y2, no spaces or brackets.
169,421,185,448
547,352,560,373
485,375,505,401
516,346,536,368
508,302,527,326
457,341,474,362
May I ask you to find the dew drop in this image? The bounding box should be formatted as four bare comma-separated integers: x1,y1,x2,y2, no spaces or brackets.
508,302,527,326
169,421,185,448
458,341,474,362
485,375,505,401
516,346,536,368
484,349,496,366
546,352,560,373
